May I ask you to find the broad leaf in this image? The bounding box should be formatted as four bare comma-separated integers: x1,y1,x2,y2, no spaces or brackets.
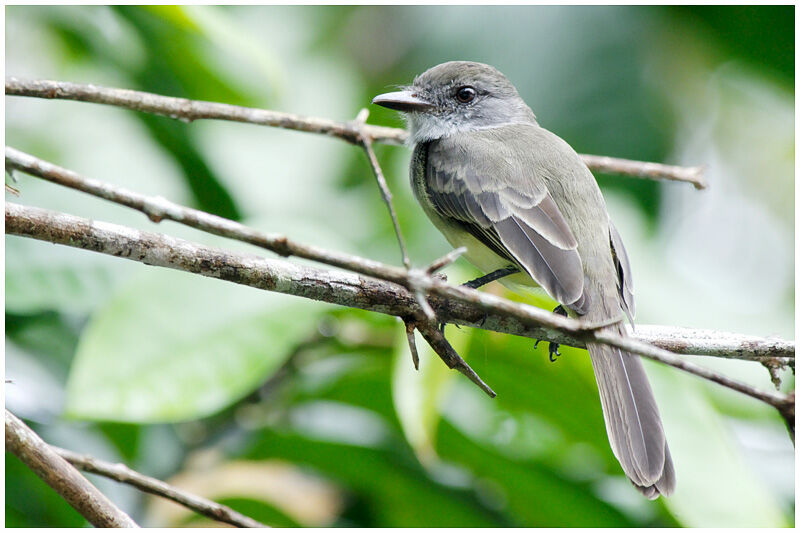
66,267,325,422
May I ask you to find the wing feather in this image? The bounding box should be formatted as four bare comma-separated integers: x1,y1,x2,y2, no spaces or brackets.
495,216,585,306
609,220,635,322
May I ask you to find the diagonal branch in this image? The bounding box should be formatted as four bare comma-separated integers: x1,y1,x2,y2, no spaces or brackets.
413,315,496,398
52,447,267,528
355,109,411,268
5,77,706,187
6,202,793,426
5,410,140,528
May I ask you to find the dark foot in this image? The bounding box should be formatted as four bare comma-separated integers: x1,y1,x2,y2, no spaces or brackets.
548,305,568,362
533,338,562,361
548,343,561,363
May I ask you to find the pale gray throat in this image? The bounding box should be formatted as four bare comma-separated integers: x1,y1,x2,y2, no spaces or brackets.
405,114,532,145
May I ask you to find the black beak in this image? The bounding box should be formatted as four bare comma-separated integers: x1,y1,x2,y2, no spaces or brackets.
372,90,433,112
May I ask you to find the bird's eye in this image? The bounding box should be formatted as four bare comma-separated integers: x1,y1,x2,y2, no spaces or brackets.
455,86,477,103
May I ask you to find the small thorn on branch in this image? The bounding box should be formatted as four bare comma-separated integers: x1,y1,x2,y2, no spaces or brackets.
406,268,437,323
413,288,436,323
415,319,496,398
762,357,789,389
426,246,467,275
404,318,420,370
353,108,370,125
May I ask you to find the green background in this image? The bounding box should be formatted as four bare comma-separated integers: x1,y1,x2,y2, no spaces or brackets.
5,5,794,527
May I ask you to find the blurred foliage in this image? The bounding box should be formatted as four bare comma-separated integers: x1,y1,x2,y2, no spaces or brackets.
5,5,794,528
675,6,794,84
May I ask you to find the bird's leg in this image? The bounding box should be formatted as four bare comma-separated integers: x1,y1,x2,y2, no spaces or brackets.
441,266,520,335
546,305,568,362
463,265,519,289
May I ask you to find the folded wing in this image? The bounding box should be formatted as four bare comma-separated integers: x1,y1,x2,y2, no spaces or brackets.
426,133,589,313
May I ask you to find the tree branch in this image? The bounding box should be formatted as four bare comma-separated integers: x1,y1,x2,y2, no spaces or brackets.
6,202,793,425
51,447,267,528
5,77,705,186
5,410,139,528
5,148,792,365
2,146,599,344
632,325,794,367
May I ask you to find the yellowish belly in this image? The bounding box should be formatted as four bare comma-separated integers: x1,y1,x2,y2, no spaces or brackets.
434,217,543,293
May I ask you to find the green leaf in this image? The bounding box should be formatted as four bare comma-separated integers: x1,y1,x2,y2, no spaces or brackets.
460,328,616,465
648,365,792,527
5,235,133,315
391,267,472,464
6,451,88,527
243,425,505,527
65,267,324,422
436,419,637,527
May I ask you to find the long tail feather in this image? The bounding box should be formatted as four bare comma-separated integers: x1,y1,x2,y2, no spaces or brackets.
588,325,676,498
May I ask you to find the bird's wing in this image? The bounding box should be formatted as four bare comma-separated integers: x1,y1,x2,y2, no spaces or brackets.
426,128,588,312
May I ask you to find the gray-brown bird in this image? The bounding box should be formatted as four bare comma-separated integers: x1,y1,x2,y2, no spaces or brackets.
373,61,675,498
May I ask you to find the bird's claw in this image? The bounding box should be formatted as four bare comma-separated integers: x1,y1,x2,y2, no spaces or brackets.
548,343,561,362
533,305,568,362
535,338,562,362
548,305,567,362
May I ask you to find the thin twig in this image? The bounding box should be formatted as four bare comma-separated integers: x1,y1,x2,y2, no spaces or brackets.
6,203,792,415
580,154,708,190
4,78,400,145
354,108,411,268
361,136,410,268
51,447,267,528
426,247,467,274
5,78,706,186
5,410,139,528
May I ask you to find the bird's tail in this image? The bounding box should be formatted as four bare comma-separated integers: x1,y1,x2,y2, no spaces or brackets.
587,323,676,498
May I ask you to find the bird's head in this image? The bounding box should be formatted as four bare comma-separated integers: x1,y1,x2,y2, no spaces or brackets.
372,61,536,144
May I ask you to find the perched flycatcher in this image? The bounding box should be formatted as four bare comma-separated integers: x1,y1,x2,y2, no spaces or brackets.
373,61,675,498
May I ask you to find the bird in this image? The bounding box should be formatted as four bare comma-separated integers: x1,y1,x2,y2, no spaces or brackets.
372,61,675,498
